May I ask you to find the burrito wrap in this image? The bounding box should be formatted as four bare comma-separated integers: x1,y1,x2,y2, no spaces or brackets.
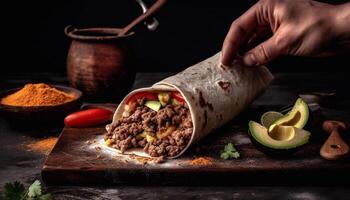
112,52,273,158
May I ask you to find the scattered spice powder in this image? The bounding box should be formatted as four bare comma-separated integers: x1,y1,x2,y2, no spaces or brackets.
188,156,213,166
1,83,75,106
129,154,153,165
26,137,58,155
136,157,152,165
128,154,165,165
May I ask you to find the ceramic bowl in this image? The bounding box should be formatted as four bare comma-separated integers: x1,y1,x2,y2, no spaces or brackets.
0,85,82,128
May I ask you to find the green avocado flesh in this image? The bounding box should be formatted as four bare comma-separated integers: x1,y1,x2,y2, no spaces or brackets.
145,101,162,111
269,98,309,131
260,111,284,128
249,121,310,150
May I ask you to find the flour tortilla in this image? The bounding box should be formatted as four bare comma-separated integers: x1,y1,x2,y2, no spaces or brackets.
111,52,273,158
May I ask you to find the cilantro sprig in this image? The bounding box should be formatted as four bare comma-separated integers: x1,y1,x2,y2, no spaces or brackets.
3,181,25,200
3,180,53,200
220,143,240,159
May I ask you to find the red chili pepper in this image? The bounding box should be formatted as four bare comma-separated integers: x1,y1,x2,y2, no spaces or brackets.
171,91,186,103
126,92,158,104
64,108,113,128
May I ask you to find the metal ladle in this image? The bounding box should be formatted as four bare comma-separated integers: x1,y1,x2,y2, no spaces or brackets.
119,0,166,36
136,0,159,31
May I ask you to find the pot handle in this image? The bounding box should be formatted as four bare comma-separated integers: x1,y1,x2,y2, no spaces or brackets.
64,25,78,37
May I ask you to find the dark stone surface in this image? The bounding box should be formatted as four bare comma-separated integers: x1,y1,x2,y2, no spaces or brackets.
1,72,350,199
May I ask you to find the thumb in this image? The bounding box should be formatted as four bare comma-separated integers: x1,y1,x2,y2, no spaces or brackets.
242,35,286,66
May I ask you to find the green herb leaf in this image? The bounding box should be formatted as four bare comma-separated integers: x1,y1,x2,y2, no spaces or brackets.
3,180,53,200
220,152,229,160
28,180,42,198
220,143,240,159
4,181,25,200
224,143,236,152
227,151,240,159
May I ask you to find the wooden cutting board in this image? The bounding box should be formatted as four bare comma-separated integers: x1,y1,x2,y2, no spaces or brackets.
42,104,350,186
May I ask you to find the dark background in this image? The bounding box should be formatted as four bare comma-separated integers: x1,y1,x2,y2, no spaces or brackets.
2,0,349,74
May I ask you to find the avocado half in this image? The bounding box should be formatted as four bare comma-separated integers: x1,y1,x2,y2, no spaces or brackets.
269,98,309,130
248,121,311,157
260,111,284,128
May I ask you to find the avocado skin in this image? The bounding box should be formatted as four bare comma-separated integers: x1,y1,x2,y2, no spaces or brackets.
272,98,309,129
247,130,303,157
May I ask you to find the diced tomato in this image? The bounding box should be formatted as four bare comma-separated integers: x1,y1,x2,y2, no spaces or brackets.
126,92,158,104
171,91,186,103
64,108,113,128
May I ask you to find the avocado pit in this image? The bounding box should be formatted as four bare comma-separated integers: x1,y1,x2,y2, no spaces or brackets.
268,125,295,141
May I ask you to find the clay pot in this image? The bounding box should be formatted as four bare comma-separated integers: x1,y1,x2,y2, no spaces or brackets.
65,26,135,102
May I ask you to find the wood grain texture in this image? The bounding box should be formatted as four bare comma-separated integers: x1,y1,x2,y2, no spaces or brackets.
42,105,350,185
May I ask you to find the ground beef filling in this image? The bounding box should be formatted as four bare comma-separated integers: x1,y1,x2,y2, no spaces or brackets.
104,104,193,157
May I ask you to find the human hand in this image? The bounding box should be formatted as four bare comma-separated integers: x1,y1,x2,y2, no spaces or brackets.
221,0,350,67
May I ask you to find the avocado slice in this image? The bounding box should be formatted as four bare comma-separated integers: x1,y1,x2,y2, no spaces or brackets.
248,121,310,156
269,98,309,131
145,100,162,111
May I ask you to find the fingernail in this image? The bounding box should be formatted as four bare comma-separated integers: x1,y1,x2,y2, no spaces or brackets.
243,53,257,66
221,50,229,66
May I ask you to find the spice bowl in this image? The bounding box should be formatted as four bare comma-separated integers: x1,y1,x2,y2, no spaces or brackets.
0,85,82,128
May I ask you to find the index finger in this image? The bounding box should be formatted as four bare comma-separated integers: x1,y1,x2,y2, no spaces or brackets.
221,3,260,66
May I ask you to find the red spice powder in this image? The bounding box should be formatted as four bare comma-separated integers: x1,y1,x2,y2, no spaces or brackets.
25,137,58,155
188,156,213,166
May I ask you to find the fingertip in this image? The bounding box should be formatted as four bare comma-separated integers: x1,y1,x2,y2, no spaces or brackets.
221,42,236,66
243,53,258,67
